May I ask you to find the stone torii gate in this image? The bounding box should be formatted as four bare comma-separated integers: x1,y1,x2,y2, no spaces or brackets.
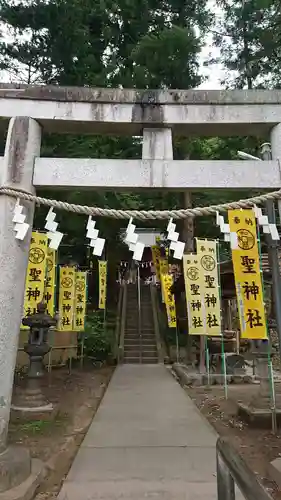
1,83,281,494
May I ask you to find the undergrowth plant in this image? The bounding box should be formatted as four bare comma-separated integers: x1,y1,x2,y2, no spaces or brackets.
82,311,114,363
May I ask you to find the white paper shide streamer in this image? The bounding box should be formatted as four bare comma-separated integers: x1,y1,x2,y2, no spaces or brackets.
44,208,63,250
216,205,280,249
124,218,144,261
86,216,105,256
254,206,280,240
216,211,240,249
166,218,185,260
12,198,30,241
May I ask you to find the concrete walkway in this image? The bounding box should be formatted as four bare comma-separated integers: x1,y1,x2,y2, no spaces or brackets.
58,365,222,500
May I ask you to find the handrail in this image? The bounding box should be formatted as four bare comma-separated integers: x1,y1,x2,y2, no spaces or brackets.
216,437,273,500
118,283,127,364
113,284,124,360
137,267,142,364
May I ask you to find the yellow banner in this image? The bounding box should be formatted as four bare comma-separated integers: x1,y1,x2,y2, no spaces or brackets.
183,254,205,335
58,266,76,331
159,258,169,302
159,258,168,275
73,271,87,331
151,245,161,281
44,248,56,316
162,274,177,328
196,239,221,336
22,231,48,328
98,261,107,309
228,209,267,339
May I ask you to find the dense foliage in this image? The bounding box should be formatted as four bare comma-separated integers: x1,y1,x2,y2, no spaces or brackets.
0,0,276,255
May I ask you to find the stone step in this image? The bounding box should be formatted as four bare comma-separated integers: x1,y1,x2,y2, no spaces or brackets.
125,340,156,346
125,330,155,335
124,343,156,350
125,334,156,340
126,333,151,338
126,308,152,313
126,328,155,332
126,319,153,324
124,344,157,352
124,333,156,339
124,350,158,358
124,339,156,346
123,357,159,364
126,310,140,314
126,324,154,330
126,318,154,324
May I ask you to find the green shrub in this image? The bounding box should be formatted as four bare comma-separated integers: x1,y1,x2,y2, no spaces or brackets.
83,311,114,362
165,326,186,347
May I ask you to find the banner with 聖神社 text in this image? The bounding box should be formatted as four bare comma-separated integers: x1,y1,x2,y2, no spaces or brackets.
58,266,76,331
228,209,267,340
196,239,221,336
22,231,48,329
44,247,56,317
162,273,177,328
73,271,87,331
151,245,161,281
183,254,205,335
98,261,107,309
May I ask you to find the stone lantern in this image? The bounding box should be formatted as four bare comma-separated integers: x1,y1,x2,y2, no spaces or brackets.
12,302,57,416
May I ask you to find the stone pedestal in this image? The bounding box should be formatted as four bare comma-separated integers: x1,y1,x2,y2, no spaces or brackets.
12,343,55,422
0,447,31,493
0,451,43,500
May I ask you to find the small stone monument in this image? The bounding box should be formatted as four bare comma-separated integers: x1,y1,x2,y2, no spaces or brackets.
12,302,57,420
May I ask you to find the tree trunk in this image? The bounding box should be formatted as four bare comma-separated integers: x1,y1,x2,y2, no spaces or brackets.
182,191,194,252
182,191,198,367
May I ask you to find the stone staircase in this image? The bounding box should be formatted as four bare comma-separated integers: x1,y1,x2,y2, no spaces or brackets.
124,284,158,364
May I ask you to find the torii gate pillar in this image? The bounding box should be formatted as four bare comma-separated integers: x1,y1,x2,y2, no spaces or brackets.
0,117,41,492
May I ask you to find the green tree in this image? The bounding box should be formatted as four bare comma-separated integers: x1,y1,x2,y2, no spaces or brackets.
0,0,210,87
0,0,212,243
213,0,281,89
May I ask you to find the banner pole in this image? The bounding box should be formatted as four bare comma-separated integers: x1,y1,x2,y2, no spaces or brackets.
103,306,106,334
82,271,89,369
104,252,107,336
221,340,228,399
268,351,277,434
205,336,210,387
47,328,54,375
137,263,142,364
256,221,276,433
80,334,85,369
175,325,180,363
216,240,228,399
